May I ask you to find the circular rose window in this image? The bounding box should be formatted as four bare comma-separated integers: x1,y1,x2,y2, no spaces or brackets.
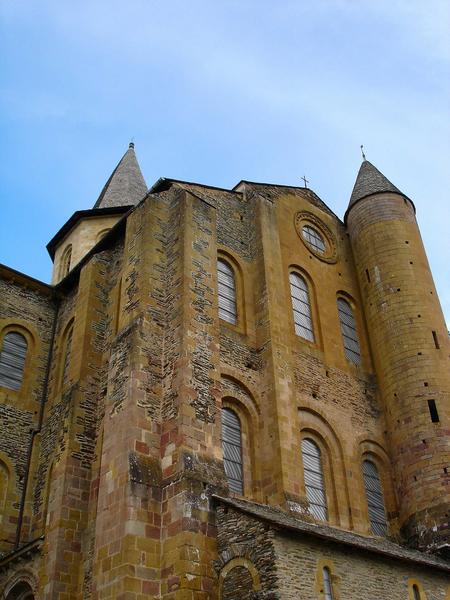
295,212,337,263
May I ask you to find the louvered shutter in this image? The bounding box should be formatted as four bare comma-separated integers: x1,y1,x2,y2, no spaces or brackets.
323,567,334,600
289,273,314,341
301,438,327,521
337,298,361,364
221,408,243,494
218,260,237,325
0,332,28,390
362,460,388,536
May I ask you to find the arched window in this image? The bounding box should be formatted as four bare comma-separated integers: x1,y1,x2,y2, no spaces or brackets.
337,298,361,364
301,438,327,521
322,567,334,600
5,581,35,599
0,332,28,390
289,272,314,341
61,324,74,388
412,584,421,600
218,259,237,325
362,459,388,536
59,245,72,280
96,228,111,243
221,408,243,494
0,460,8,511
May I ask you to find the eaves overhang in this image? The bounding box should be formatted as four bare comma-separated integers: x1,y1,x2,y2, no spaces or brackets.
213,495,450,574
54,207,131,292
0,536,44,571
149,177,237,195
46,206,132,260
0,264,55,298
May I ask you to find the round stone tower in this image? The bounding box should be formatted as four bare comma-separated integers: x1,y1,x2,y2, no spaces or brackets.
345,160,450,552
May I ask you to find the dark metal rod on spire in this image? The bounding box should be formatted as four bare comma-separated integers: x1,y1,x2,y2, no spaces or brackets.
360,145,366,161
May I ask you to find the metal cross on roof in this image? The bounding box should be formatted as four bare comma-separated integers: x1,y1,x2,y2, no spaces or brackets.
301,175,309,188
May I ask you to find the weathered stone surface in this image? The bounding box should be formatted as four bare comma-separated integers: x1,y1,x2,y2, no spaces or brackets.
1,158,449,598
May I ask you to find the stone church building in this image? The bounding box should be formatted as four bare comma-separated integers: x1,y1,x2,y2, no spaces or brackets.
0,144,449,599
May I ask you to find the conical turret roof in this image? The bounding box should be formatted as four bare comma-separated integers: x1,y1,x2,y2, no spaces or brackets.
93,143,147,209
345,160,412,221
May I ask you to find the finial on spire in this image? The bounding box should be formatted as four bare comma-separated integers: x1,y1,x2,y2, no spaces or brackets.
129,137,135,149
360,145,366,161
301,175,309,188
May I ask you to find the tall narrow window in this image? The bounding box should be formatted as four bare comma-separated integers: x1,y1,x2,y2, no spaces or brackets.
0,461,8,511
323,567,334,600
218,259,237,325
301,438,327,521
0,332,28,390
62,325,74,388
289,272,314,342
337,298,361,364
412,585,421,600
60,245,72,280
362,459,388,536
221,408,243,494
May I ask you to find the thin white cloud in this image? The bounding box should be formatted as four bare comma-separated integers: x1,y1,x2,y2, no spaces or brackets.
1,0,449,324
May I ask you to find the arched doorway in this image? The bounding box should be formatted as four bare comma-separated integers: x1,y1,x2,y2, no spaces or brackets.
5,581,35,599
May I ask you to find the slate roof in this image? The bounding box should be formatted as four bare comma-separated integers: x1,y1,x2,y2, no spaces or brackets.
150,177,338,221
93,143,147,209
213,495,450,573
345,160,412,221
235,180,340,221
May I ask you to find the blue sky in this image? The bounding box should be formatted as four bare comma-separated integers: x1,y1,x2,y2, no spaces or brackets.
1,1,449,325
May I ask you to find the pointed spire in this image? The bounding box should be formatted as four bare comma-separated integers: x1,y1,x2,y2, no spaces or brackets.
93,143,147,209
345,160,411,221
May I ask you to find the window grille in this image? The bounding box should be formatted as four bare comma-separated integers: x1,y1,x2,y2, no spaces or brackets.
412,585,421,600
323,567,334,600
218,259,237,325
221,408,243,494
301,438,327,521
362,459,388,536
302,225,326,253
62,326,73,388
337,298,361,364
289,273,314,341
0,332,28,390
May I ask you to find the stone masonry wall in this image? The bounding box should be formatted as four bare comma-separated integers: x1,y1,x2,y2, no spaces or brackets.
216,503,449,600
274,531,450,599
215,504,279,599
348,192,450,548
0,274,56,552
